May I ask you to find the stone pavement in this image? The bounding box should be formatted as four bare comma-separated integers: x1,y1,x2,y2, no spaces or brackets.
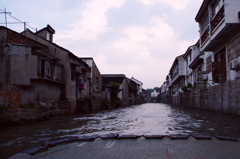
9,135,240,159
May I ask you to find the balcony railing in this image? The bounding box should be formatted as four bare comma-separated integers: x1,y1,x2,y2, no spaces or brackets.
211,5,225,33
200,5,225,46
200,25,210,45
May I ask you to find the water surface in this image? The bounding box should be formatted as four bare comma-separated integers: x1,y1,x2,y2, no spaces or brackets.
1,103,240,158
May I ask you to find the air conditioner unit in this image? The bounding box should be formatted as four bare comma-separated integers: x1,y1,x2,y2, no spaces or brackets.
230,61,238,70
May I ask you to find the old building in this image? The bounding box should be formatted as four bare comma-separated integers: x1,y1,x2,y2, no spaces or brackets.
160,0,240,115
22,25,92,113
102,74,130,107
182,42,211,89
130,77,145,104
168,55,186,98
128,78,139,105
0,26,65,110
81,57,102,110
0,25,93,116
195,0,240,83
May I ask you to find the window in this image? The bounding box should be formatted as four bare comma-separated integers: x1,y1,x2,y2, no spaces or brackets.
212,0,224,17
45,60,52,77
189,53,192,63
71,64,75,80
95,77,99,88
212,48,226,83
46,32,53,42
37,56,52,78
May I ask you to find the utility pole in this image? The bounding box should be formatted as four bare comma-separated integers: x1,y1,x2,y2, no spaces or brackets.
0,8,11,27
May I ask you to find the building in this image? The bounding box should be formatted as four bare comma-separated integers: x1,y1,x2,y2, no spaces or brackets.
81,57,102,110
102,74,130,107
195,0,240,83
159,0,240,115
168,55,186,97
151,89,159,97
22,25,92,113
183,42,210,89
0,25,94,115
0,26,64,110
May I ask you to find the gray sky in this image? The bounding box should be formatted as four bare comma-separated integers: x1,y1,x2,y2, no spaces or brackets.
0,0,203,89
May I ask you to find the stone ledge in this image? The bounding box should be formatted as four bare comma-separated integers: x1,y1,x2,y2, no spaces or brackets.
144,135,165,139
100,134,119,139
117,135,140,139
168,134,189,139
9,134,240,158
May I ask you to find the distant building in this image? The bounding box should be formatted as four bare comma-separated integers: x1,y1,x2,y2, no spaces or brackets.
102,74,130,107
151,89,159,97
81,57,102,110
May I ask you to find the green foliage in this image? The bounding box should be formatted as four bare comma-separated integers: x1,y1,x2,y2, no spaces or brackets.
109,82,121,103
128,85,137,95
4,115,12,121
181,83,195,93
146,89,154,96
181,86,189,93
109,82,121,95
20,104,40,110
0,105,10,110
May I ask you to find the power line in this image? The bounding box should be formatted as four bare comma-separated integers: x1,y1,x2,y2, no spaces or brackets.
0,8,37,32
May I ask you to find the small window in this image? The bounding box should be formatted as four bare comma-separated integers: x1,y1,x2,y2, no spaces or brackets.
95,77,99,88
46,32,53,42
45,60,52,78
71,64,75,80
37,56,52,78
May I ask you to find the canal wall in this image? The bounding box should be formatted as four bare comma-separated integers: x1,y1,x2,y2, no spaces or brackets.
165,78,240,115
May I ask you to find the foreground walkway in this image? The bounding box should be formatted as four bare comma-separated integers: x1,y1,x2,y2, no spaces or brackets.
10,135,240,159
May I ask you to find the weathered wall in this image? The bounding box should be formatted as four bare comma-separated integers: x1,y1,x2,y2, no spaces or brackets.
0,80,64,107
121,78,130,106
0,45,37,85
165,78,240,115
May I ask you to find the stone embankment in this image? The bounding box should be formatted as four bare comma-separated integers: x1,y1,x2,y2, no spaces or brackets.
0,100,72,127
161,78,240,115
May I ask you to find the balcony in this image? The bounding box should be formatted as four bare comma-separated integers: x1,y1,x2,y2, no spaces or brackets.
211,6,224,33
169,71,185,87
200,6,225,46
200,26,210,46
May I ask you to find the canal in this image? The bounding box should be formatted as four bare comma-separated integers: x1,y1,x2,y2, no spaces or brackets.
1,103,240,158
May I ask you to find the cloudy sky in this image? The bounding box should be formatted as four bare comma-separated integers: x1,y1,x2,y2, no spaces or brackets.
1,0,203,89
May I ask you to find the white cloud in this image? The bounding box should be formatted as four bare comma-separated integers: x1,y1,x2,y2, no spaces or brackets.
55,0,125,41
92,16,184,88
2,0,202,88
112,16,177,59
140,0,193,9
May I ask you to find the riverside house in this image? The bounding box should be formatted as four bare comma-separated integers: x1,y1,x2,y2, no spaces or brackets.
160,0,240,115
0,25,92,115
102,74,130,107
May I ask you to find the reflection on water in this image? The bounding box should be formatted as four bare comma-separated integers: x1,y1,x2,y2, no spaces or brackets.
1,103,240,158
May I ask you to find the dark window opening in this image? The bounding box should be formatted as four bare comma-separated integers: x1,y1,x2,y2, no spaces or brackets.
71,64,75,80
37,57,52,78
212,48,226,83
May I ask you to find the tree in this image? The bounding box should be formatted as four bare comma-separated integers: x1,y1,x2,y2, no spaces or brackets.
109,82,121,105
